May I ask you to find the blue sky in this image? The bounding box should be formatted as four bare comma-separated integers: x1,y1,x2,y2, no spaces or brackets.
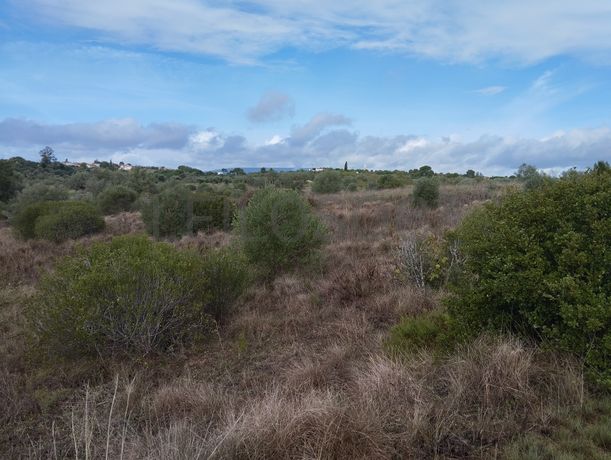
1,1,610,174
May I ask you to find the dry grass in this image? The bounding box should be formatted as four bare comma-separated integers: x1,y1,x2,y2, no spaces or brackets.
0,183,591,459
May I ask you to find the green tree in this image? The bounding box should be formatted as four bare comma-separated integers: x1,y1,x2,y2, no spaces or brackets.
39,146,57,167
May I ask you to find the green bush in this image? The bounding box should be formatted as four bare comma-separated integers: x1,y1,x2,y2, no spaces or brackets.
97,185,138,215
0,160,20,202
192,192,235,233
311,170,343,194
141,189,235,239
141,188,191,238
234,188,327,276
11,201,53,239
378,173,407,189
28,236,212,358
201,247,251,321
11,200,104,241
12,183,70,211
386,310,453,355
34,201,105,242
413,177,439,208
447,167,611,387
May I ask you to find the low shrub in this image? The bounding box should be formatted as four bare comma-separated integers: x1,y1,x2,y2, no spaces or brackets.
234,188,327,276
34,201,105,242
447,166,611,387
386,310,454,355
27,236,213,358
412,177,439,208
97,185,138,215
200,247,251,321
311,170,343,194
11,201,104,241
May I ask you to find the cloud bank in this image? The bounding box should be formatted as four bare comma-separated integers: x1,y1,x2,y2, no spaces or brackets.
1,117,608,176
15,0,611,64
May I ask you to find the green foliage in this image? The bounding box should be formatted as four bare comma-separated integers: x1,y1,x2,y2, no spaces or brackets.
97,185,138,215
141,188,235,238
27,236,211,358
192,192,235,233
13,183,70,209
447,168,611,387
12,200,104,241
33,201,105,242
0,159,21,202
200,247,251,321
141,188,191,238
311,170,343,194
234,188,327,276
413,177,439,208
386,310,454,355
11,201,52,239
378,173,407,189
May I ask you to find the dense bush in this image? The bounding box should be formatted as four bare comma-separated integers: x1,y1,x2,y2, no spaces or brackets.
378,173,407,189
192,192,235,233
11,200,104,241
0,160,20,202
97,185,138,214
13,183,69,209
413,178,439,208
34,201,105,242
200,247,251,321
28,236,213,358
234,188,327,276
311,170,343,194
141,189,235,238
448,166,611,387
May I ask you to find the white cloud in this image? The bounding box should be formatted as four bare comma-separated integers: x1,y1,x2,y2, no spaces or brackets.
1,117,609,175
474,86,506,95
15,0,611,64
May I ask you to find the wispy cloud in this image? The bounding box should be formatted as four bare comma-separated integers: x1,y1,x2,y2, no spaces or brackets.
12,0,611,64
247,92,295,123
474,86,506,95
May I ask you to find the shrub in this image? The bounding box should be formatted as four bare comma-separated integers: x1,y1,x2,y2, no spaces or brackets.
0,160,20,202
447,167,611,387
234,188,327,276
27,236,212,358
192,192,235,233
386,310,453,355
412,177,439,208
13,183,70,209
97,185,138,215
11,201,53,239
141,189,235,239
311,170,343,194
141,188,191,238
11,200,104,241
200,247,251,321
378,173,407,189
34,201,105,242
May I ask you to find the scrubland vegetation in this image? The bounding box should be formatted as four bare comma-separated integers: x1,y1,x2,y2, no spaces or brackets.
0,154,609,459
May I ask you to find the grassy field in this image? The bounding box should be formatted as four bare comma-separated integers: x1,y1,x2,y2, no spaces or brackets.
1,182,608,459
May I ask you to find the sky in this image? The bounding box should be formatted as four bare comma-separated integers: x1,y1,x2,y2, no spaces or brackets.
1,1,611,174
